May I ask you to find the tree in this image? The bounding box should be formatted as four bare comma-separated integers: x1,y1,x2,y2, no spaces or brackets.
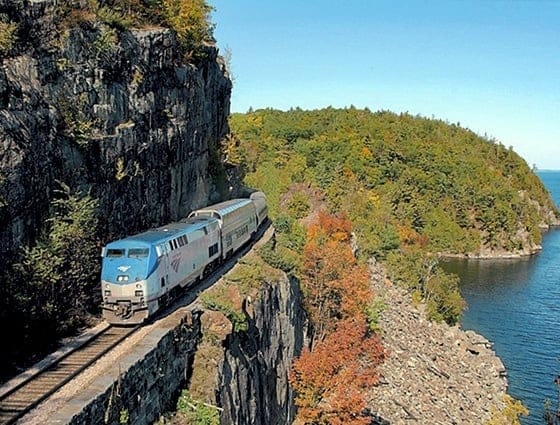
385,249,465,324
230,107,558,258
13,183,100,343
161,0,215,55
290,316,385,425
301,212,372,345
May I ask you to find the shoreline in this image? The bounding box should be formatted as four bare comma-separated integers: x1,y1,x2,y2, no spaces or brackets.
437,245,543,260
438,249,541,260
437,222,560,261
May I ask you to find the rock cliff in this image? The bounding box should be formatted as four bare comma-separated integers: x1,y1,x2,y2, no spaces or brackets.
217,275,305,425
0,0,232,266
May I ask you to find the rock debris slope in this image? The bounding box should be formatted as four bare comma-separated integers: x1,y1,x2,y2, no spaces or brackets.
368,261,508,425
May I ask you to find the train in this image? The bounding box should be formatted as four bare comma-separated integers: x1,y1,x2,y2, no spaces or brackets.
100,192,268,325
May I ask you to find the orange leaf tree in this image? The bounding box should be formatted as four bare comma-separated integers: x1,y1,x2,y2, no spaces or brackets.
291,211,386,424
301,211,373,345
290,316,385,425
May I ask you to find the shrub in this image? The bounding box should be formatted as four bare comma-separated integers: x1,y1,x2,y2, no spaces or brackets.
484,394,528,425
258,240,299,274
365,298,386,334
176,390,220,425
226,255,271,295
0,18,17,55
287,191,310,219
10,183,100,347
200,290,248,333
385,250,465,325
57,92,93,146
55,1,214,60
92,26,119,59
161,0,214,56
94,4,133,30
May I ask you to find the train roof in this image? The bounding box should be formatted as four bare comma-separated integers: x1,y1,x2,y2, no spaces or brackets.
106,216,217,248
194,198,253,216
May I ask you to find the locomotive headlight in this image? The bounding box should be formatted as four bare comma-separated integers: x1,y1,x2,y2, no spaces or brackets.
117,275,129,282
136,283,142,289
105,284,109,289
104,290,111,296
135,290,143,297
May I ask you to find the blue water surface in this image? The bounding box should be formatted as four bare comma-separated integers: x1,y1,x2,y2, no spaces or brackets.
442,171,560,425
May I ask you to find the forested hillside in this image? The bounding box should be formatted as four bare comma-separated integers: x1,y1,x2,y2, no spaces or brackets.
228,107,559,324
230,107,557,256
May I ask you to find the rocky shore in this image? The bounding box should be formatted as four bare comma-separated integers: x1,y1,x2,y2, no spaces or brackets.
368,261,508,425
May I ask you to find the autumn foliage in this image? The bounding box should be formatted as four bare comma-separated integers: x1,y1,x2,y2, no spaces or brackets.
290,316,385,425
301,212,373,345
290,212,386,424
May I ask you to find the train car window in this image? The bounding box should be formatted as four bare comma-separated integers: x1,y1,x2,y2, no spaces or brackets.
128,248,149,258
181,235,188,245
168,241,174,251
106,249,125,258
203,227,208,235
178,237,184,247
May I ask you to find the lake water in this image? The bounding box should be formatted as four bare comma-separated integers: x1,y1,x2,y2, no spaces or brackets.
442,171,560,425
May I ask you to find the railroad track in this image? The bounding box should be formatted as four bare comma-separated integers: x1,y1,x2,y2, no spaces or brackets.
0,325,139,425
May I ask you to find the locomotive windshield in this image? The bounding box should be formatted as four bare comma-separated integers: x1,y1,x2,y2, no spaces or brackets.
106,249,125,258
128,248,149,258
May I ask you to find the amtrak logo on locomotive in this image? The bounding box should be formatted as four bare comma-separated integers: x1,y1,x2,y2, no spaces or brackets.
170,257,182,273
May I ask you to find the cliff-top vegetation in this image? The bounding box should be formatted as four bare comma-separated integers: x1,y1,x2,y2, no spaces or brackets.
50,0,214,59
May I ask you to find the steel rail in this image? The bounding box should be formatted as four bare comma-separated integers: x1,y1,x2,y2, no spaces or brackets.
0,325,139,424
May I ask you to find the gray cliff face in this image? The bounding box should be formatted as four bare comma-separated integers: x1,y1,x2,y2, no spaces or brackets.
0,0,232,263
218,276,306,425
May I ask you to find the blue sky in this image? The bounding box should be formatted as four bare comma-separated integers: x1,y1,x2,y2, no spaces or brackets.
210,0,560,170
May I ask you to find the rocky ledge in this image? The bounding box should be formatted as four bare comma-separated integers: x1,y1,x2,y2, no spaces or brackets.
368,261,508,425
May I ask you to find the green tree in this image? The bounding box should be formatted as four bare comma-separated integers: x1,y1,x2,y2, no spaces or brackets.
161,0,214,56
230,107,559,327
13,183,100,343
385,249,464,324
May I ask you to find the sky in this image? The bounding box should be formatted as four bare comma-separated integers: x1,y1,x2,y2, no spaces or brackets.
210,0,560,170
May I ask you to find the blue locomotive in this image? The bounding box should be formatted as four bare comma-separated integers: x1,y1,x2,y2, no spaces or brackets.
101,193,268,325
